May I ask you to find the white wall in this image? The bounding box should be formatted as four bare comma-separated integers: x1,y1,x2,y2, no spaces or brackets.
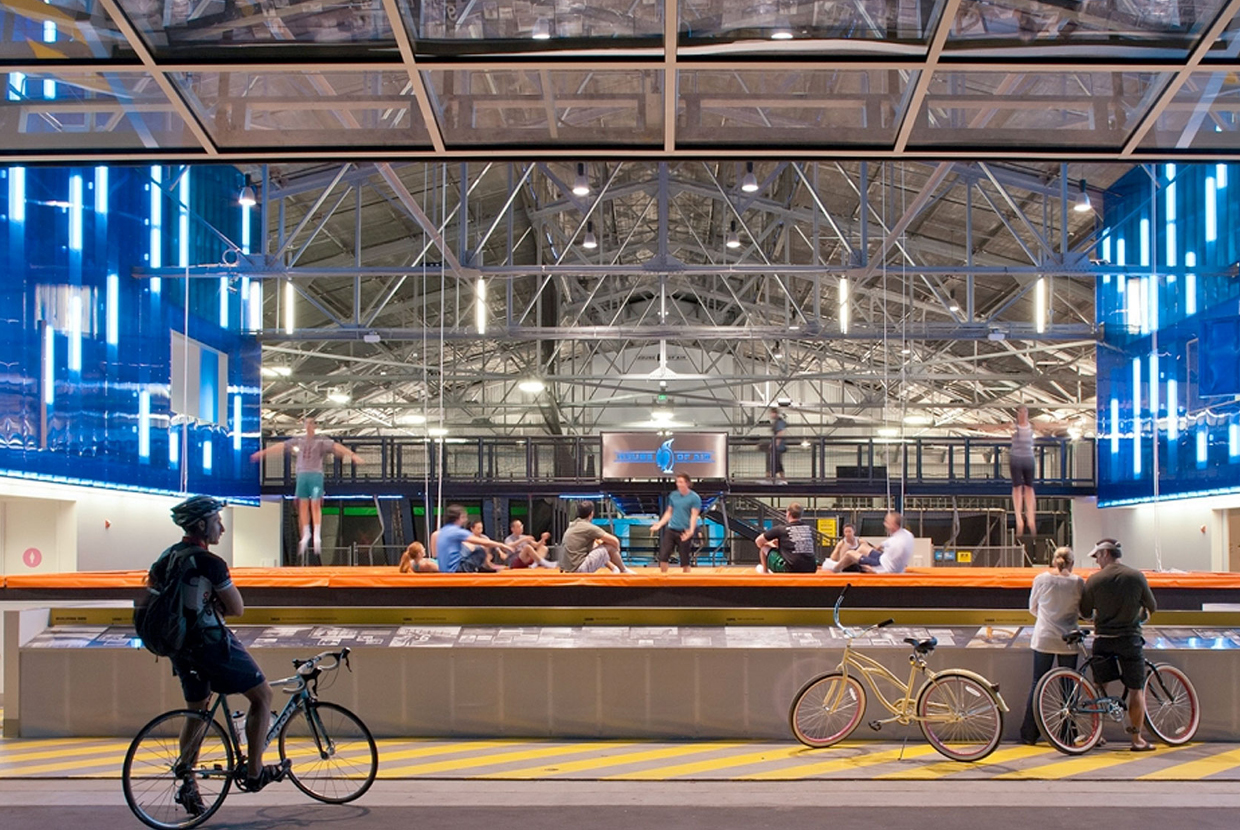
0,497,74,574
231,496,283,568
1072,494,1238,572
0,476,235,573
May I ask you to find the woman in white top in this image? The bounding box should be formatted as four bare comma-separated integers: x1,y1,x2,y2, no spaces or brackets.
1019,547,1085,744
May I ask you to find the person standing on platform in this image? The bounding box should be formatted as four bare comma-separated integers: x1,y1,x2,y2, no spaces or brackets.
1010,406,1038,537
1019,546,1084,744
764,407,788,484
249,417,364,565
1080,539,1158,752
825,523,861,571
754,502,817,574
649,473,702,573
505,520,554,569
561,500,632,574
436,505,514,574
828,511,912,574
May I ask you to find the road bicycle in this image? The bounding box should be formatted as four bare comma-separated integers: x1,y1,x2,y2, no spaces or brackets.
1032,629,1200,755
122,648,377,829
789,586,1008,761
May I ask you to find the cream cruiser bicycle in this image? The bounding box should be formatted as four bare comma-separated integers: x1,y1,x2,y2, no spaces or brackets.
789,586,1008,761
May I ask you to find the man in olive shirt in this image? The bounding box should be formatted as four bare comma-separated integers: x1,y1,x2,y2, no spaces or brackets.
1080,538,1158,751
561,501,632,574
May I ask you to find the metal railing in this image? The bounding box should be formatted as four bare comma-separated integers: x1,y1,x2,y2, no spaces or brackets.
259,435,1095,491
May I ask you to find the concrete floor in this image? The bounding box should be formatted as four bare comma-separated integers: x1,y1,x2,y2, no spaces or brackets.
4,780,1240,830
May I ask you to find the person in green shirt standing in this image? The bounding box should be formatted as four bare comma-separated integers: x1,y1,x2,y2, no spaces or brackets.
650,472,702,573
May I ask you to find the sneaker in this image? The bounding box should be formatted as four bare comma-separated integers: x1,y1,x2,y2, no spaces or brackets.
755,564,768,574
175,777,205,817
243,760,291,793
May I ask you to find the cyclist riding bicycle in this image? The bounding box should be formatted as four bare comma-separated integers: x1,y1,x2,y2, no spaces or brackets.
163,495,290,813
1080,538,1158,752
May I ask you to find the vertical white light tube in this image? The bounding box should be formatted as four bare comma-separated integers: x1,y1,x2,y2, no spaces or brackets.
839,277,849,334
1230,423,1239,459
1206,177,1217,243
149,166,162,291
95,166,108,215
284,279,295,334
9,166,25,222
1186,251,1197,315
1148,352,1159,441
233,394,243,451
1218,164,1228,189
1034,278,1046,333
169,428,180,466
106,273,119,345
1197,428,1208,465
178,171,190,268
68,174,82,251
1166,378,1178,440
475,278,487,334
138,390,151,460
219,276,229,329
1139,218,1150,267
203,438,213,472
249,280,263,331
1132,357,1142,477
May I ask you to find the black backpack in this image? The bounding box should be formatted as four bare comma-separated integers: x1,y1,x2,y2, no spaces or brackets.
133,543,202,657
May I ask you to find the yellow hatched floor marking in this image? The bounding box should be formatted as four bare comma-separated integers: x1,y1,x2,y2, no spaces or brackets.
381,742,632,777
475,742,750,779
604,744,824,780
0,741,132,764
877,744,1053,779
1139,746,1240,780
994,742,1196,780
736,742,940,780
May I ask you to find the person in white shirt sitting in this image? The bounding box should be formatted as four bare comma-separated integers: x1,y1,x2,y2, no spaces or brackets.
827,512,912,574
1019,546,1085,744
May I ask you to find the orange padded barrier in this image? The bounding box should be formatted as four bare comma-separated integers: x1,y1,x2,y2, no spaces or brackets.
7,566,1240,591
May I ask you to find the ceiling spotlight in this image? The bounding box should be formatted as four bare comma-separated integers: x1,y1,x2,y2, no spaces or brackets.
428,427,449,437
903,413,932,426
327,388,351,404
582,220,598,249
238,184,256,207
1074,179,1092,213
947,292,960,313
572,162,591,196
772,341,784,360
741,161,759,193
397,413,427,426
725,219,741,249
518,378,546,394
877,426,900,438
532,17,552,40
900,346,911,355
651,408,674,423
261,366,278,377
770,18,794,39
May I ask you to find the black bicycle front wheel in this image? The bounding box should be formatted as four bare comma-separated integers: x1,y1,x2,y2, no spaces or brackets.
122,709,234,830
278,701,378,803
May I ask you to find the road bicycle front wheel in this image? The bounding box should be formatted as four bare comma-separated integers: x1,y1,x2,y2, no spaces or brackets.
122,709,234,830
789,672,867,748
916,672,1004,761
1033,668,1102,755
1144,663,1200,745
279,701,378,803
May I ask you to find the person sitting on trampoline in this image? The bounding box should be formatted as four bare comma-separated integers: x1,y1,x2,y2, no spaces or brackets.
399,541,438,573
754,502,817,574
828,511,912,574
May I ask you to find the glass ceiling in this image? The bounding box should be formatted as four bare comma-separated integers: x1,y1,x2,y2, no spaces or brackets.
1,0,1238,160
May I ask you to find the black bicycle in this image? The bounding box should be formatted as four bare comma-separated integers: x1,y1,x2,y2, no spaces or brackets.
1032,630,1200,755
122,648,377,829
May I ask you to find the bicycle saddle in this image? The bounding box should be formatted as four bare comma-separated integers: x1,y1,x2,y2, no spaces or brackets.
1063,629,1090,645
904,637,938,654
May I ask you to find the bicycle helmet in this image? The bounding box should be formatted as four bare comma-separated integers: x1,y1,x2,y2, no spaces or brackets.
171,495,226,530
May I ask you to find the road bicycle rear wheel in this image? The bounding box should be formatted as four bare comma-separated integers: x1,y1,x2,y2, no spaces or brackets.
916,672,1003,761
122,709,234,830
1033,668,1102,755
1144,663,1200,745
279,701,378,803
789,672,867,748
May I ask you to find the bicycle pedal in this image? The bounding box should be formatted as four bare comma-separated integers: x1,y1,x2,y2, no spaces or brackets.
868,720,883,731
